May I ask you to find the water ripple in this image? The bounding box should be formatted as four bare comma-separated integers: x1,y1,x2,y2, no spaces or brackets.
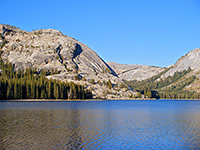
1,101,200,149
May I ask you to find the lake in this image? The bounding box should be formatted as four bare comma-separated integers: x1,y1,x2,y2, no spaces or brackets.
0,100,200,150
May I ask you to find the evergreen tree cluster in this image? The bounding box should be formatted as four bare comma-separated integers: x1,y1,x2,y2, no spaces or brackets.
102,80,113,89
126,68,191,91
0,59,92,100
126,68,200,99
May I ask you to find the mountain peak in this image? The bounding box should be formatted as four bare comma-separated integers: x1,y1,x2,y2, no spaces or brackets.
161,48,200,78
0,24,135,99
31,29,63,36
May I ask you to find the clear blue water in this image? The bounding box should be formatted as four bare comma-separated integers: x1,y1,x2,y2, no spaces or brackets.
0,100,200,150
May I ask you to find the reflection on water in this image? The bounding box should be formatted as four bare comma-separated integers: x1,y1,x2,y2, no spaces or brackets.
0,100,200,149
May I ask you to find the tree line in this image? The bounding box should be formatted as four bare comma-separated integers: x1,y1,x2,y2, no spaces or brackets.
0,58,92,100
125,68,200,99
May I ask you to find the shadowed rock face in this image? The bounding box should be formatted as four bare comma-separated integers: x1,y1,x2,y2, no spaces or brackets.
107,62,165,81
0,24,136,98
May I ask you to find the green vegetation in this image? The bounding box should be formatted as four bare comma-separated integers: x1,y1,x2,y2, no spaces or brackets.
102,80,113,89
89,79,95,84
107,79,113,89
102,67,111,74
0,36,8,48
74,74,80,80
105,67,111,73
126,68,200,99
0,58,92,100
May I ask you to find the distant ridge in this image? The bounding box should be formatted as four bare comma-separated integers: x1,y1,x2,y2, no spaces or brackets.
107,62,165,81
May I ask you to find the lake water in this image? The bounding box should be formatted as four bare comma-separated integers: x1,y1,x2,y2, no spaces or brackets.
0,100,200,150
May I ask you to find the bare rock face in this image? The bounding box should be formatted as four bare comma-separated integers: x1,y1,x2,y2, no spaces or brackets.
0,24,117,76
161,48,200,78
0,24,136,98
159,48,200,93
107,62,165,81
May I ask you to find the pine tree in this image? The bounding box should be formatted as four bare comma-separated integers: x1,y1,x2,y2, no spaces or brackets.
0,60,93,100
107,80,112,89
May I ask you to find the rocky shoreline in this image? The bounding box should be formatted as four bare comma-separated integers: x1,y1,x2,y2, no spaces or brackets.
2,98,200,102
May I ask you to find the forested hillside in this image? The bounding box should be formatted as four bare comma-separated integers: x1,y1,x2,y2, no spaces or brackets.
125,68,200,99
0,57,92,100
0,24,136,99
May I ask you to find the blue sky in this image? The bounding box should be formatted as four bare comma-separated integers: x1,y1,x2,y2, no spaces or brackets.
1,0,200,67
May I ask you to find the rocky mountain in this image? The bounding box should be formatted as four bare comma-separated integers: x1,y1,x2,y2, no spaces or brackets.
160,48,200,93
110,48,200,94
125,48,200,99
161,48,200,78
0,24,136,99
107,62,166,81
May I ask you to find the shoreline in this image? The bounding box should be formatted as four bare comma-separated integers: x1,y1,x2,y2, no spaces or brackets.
0,99,104,102
1,98,200,102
